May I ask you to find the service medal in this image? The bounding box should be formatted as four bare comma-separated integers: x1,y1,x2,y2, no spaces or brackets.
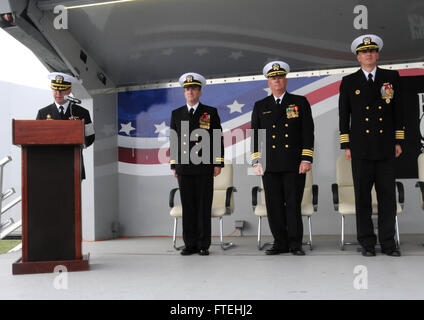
286,104,299,118
199,113,211,129
381,82,394,103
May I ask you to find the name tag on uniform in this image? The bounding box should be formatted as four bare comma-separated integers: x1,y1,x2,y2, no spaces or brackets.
262,111,272,115
286,104,299,119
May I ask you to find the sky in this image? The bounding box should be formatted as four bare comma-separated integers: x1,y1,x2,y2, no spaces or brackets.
0,27,49,89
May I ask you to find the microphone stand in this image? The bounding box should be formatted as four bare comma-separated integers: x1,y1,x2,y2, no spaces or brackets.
69,101,75,120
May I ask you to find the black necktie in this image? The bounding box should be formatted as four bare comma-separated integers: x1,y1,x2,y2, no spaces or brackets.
276,98,281,105
368,73,373,84
59,106,65,119
189,108,194,119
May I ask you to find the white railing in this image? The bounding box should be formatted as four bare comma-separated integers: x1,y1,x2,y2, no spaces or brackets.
0,156,22,252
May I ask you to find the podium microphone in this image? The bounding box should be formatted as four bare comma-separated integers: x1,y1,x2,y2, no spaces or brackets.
64,95,81,104
64,95,81,120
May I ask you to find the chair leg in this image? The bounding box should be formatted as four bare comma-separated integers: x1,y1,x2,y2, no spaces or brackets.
308,216,313,250
395,216,400,248
173,218,177,249
339,215,359,250
301,216,313,250
257,216,262,250
341,215,345,251
218,217,234,250
257,216,273,250
172,218,184,250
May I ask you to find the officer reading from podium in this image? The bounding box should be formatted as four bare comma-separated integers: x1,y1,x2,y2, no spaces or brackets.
251,61,315,256
338,34,404,257
36,72,95,179
169,72,224,256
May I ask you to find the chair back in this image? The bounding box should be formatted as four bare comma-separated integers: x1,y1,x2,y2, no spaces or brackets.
301,170,313,207
336,154,379,212
212,163,234,212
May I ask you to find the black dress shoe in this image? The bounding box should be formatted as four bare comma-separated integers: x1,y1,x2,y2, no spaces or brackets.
361,248,376,257
199,249,209,256
290,248,305,256
265,246,289,255
383,249,401,257
180,248,199,256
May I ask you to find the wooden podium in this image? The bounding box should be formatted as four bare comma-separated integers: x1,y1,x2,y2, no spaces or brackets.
12,120,89,275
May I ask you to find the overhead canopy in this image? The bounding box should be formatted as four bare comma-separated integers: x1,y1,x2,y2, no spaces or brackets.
3,0,424,87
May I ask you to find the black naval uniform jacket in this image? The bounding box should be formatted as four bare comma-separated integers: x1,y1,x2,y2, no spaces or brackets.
36,103,95,179
170,103,225,175
339,67,404,159
251,93,315,172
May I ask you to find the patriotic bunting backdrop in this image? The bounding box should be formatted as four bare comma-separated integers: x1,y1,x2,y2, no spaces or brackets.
118,68,424,176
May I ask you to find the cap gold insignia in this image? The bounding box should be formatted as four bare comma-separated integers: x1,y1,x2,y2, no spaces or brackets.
363,37,371,45
186,75,193,82
272,63,280,71
46,114,51,119
355,89,360,95
55,75,64,83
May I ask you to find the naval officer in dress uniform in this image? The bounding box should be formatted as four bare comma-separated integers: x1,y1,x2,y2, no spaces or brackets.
169,72,225,256
36,72,95,180
251,61,315,256
338,34,404,257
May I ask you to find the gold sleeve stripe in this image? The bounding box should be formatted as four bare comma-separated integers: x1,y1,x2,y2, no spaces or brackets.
340,134,350,143
215,157,225,162
302,149,314,157
251,152,261,160
395,134,405,139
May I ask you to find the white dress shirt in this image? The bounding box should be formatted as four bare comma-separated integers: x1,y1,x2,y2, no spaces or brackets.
361,67,377,82
54,100,70,114
273,92,286,103
187,102,199,113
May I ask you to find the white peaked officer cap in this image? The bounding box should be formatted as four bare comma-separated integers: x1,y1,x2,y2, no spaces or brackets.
48,72,78,91
179,72,206,88
263,61,290,78
351,34,384,54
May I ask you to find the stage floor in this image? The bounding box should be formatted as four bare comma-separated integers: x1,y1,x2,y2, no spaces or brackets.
1,234,424,300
